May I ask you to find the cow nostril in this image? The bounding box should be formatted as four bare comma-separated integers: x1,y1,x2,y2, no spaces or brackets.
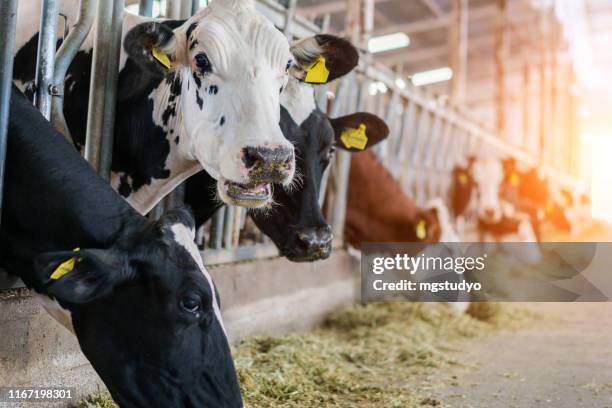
242,147,260,169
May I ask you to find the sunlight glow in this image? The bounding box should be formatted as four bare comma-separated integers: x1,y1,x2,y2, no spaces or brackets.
582,133,612,221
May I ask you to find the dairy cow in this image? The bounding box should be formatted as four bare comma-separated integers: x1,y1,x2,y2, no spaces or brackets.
345,150,459,249
185,77,390,261
13,0,356,213
2,87,242,407
449,156,540,245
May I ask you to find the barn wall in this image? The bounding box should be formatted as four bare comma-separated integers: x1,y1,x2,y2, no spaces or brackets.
0,251,359,404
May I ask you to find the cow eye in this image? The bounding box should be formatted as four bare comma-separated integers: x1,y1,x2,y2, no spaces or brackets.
180,293,202,313
195,53,212,74
285,59,293,72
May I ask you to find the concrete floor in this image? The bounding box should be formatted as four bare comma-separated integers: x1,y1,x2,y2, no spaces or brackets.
429,224,612,408
431,303,612,408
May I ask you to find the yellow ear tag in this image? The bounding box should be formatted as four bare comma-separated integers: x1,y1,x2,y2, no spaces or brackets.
50,248,80,280
152,47,172,69
458,172,468,185
545,201,555,214
340,124,368,150
304,56,330,84
415,220,427,240
510,172,520,186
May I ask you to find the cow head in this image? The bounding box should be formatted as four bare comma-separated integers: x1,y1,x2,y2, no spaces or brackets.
250,78,388,262
124,0,357,208
35,209,242,407
471,157,504,223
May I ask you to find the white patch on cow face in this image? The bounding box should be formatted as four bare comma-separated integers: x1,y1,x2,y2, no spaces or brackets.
427,198,459,242
170,223,227,337
472,158,504,223
280,78,317,126
174,3,295,186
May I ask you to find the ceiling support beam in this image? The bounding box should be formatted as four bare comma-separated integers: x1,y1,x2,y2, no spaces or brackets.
448,0,469,104
421,0,444,17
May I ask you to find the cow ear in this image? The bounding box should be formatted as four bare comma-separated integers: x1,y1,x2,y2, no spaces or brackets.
124,21,187,76
290,35,359,84
329,112,389,152
36,249,131,304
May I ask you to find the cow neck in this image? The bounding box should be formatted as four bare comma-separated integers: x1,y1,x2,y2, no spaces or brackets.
347,151,423,242
112,69,202,215
2,90,147,290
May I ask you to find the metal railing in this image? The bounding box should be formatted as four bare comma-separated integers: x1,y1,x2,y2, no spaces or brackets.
0,0,586,290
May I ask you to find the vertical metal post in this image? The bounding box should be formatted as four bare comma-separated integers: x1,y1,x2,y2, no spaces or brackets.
448,0,468,104
51,0,97,141
283,0,298,35
223,206,235,249
0,0,18,229
538,6,549,162
494,0,506,139
35,0,59,119
139,0,154,17
85,0,124,180
191,0,200,15
210,207,225,249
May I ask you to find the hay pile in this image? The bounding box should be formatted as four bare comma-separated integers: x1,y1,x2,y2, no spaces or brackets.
75,302,534,408
236,302,534,407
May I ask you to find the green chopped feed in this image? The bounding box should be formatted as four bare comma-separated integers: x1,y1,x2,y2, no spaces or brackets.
75,302,535,408
73,391,117,408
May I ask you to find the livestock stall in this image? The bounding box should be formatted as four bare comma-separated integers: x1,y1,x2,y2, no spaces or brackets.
1,0,610,407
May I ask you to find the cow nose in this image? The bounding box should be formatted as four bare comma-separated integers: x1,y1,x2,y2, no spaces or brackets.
242,146,294,183
242,146,293,169
297,225,333,257
484,208,496,219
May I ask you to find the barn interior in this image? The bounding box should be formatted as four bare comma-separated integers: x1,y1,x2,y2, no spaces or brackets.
1,0,612,407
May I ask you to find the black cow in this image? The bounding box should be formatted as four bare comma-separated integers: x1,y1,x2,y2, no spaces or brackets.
1,87,242,408
185,79,389,261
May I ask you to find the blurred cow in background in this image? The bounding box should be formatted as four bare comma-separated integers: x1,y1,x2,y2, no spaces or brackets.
345,150,458,249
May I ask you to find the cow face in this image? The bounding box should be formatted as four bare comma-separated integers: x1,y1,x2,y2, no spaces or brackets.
471,158,504,223
124,0,357,209
35,209,242,407
250,79,388,262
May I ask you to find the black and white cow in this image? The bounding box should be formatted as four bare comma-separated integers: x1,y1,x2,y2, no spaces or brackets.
13,0,357,213
1,87,242,407
185,77,389,261
449,156,540,243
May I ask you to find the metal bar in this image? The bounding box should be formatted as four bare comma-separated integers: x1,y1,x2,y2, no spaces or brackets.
35,0,59,119
210,206,225,249
51,0,97,140
191,0,200,15
139,0,153,17
202,244,279,266
223,206,235,249
0,0,18,231
85,0,123,180
283,0,298,35
329,75,354,241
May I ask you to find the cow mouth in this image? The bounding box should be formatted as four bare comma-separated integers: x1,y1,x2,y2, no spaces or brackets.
218,178,272,207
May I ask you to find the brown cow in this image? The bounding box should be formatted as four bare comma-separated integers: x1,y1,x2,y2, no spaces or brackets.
344,150,458,249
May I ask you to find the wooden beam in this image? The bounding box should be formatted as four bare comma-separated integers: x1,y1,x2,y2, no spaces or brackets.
494,0,507,137
448,0,468,104
375,34,493,66
298,0,395,18
421,0,444,17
